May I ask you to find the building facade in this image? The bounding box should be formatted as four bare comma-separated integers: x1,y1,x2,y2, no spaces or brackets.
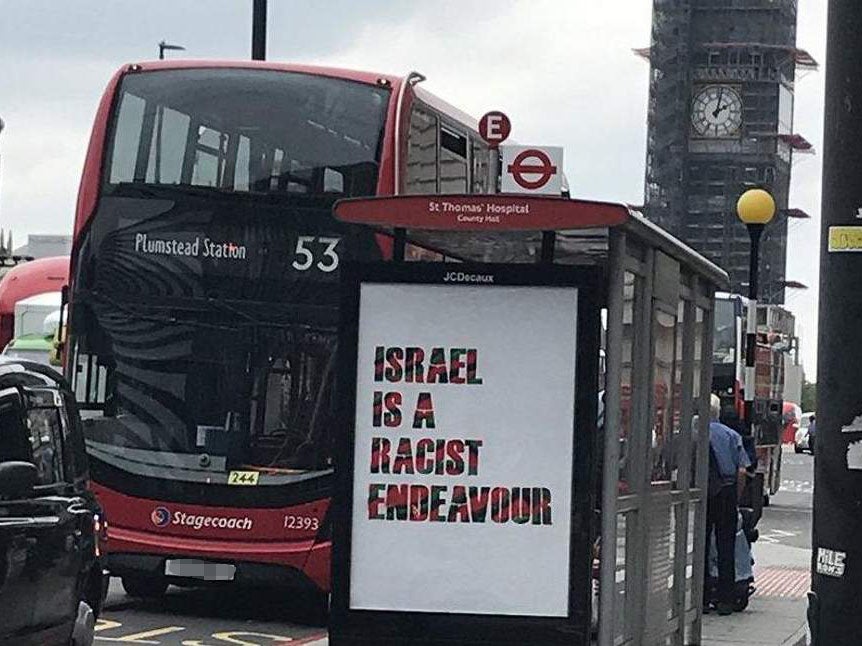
642,0,814,303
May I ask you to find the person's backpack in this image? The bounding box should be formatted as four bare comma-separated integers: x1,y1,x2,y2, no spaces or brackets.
708,442,723,498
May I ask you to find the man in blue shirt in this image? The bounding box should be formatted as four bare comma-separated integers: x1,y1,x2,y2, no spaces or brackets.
705,394,751,615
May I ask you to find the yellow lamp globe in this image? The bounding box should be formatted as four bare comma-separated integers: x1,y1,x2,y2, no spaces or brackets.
736,189,776,225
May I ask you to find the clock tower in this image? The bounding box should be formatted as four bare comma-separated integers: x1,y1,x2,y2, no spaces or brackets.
640,0,816,303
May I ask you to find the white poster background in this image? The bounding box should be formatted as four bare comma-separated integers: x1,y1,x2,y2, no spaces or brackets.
350,282,578,617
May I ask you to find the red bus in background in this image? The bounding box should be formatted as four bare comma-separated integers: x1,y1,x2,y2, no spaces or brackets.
0,256,69,349
712,293,787,506
66,60,491,599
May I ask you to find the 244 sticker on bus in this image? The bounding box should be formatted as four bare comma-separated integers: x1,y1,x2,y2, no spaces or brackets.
228,471,260,486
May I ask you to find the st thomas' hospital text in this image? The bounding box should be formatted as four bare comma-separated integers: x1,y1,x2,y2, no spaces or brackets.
427,199,531,223
135,233,248,260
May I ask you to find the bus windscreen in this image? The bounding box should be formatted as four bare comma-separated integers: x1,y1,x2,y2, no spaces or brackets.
106,68,388,197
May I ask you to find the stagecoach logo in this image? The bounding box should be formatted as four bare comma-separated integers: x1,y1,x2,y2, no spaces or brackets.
149,505,254,531
151,506,171,527
135,233,247,260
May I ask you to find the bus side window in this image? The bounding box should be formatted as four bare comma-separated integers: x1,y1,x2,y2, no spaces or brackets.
72,348,109,411
471,137,490,194
405,106,438,194
439,126,467,193
109,93,146,184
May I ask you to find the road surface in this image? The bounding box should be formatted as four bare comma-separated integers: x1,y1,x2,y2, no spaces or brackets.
759,447,813,553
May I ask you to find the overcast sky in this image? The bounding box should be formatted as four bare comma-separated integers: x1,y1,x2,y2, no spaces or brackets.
0,0,826,374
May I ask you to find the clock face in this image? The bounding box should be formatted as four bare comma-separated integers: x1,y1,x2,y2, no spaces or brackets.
691,85,743,138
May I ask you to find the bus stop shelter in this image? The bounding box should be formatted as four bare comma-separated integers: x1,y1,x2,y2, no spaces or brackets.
332,194,729,646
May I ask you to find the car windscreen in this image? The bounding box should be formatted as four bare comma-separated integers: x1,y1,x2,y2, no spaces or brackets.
2,347,52,366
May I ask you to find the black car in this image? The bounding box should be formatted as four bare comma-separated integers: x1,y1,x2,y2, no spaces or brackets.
0,359,108,646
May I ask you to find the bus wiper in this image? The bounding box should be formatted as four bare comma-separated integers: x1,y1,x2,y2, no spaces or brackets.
203,296,298,330
82,290,241,332
202,296,337,335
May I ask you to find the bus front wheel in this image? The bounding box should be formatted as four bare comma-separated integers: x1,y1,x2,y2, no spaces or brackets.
121,574,168,599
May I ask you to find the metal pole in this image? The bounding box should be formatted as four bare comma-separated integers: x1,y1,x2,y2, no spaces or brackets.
487,149,498,194
598,229,625,646
252,0,267,61
810,1,862,643
743,223,763,438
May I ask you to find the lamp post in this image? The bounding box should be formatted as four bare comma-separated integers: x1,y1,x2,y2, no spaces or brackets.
736,188,776,441
158,41,185,60
252,0,267,60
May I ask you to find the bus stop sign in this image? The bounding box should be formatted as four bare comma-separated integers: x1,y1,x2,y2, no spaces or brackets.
501,145,564,195
478,111,511,149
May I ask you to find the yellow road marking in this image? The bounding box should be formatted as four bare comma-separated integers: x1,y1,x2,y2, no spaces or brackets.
97,625,186,643
212,632,296,645
95,619,123,632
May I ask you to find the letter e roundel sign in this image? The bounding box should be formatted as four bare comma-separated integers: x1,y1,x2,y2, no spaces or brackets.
478,111,512,149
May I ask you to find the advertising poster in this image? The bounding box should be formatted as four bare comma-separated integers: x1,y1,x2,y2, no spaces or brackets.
349,280,578,617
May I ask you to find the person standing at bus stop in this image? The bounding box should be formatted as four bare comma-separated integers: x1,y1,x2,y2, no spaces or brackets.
705,394,751,615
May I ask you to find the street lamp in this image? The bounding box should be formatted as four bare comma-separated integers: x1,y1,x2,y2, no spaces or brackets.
158,41,185,60
736,188,776,441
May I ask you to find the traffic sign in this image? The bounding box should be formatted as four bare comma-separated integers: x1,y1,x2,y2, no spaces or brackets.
478,111,511,149
501,145,564,195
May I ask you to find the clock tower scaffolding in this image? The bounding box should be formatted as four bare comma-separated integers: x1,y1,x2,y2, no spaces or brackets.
639,0,816,304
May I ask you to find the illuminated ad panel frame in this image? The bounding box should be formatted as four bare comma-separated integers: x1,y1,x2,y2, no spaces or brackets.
330,261,601,646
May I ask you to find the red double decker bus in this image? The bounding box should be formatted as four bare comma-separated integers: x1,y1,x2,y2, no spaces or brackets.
66,60,495,599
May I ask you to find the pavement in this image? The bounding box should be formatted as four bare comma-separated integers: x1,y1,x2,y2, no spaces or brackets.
701,446,812,646
701,595,808,646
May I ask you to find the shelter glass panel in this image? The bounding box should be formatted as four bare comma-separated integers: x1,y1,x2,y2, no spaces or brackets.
651,308,677,484
614,511,637,644
619,271,641,493
671,300,686,489
685,501,699,612
691,307,706,490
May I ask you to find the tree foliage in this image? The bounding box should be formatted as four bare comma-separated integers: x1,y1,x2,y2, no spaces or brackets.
801,380,817,412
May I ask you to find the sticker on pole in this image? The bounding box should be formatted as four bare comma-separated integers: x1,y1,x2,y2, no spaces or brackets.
501,145,564,196
816,548,846,578
828,226,862,252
